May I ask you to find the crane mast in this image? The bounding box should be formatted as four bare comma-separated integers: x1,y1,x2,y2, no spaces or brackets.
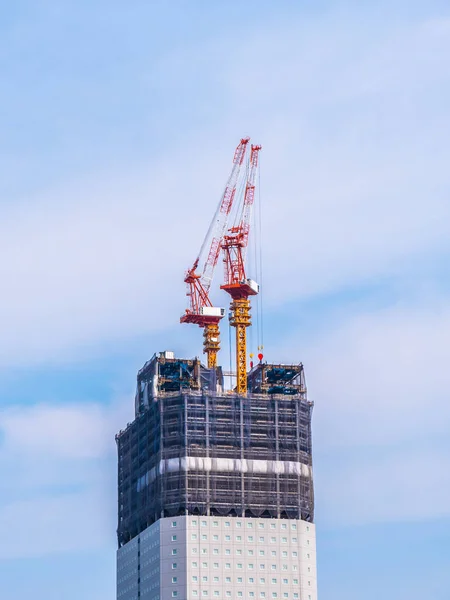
221,144,262,394
181,138,249,368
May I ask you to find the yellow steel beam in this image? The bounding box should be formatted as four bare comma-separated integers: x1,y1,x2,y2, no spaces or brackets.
229,298,251,395
203,322,220,369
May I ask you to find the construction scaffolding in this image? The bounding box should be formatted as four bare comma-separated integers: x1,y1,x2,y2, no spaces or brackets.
116,353,314,548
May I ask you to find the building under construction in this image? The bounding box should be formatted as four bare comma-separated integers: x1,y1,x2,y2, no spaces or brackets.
116,139,318,600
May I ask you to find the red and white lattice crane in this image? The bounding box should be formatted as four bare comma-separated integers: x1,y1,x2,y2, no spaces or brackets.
180,137,249,368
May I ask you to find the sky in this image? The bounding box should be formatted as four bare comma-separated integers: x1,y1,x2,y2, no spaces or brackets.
0,1,450,598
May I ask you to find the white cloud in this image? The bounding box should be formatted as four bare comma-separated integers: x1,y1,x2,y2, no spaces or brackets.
0,401,129,558
0,14,449,366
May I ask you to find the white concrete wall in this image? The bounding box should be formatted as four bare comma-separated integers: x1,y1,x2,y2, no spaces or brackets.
117,516,317,600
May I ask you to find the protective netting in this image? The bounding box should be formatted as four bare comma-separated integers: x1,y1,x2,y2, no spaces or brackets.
117,387,314,548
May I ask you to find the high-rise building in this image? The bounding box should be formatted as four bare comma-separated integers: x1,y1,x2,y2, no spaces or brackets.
116,351,317,600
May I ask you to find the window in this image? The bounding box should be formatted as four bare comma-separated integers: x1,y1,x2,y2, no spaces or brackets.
202,535,207,540
283,594,288,599
214,593,219,597
202,592,208,597
213,563,219,569
272,593,278,598
307,540,310,546
226,593,231,598
260,594,266,598
172,535,177,541
292,552,298,558
292,566,298,572
271,565,276,571
237,577,243,583
172,593,178,598
292,538,297,543
271,578,277,584
213,577,219,583
308,581,311,586
282,537,287,543
307,554,310,559
225,521,231,528
236,536,242,541
213,535,219,541
249,577,254,583
202,577,208,583
271,523,276,529
282,579,288,584
202,549,207,555
248,536,254,542
172,521,177,528
226,577,231,583
193,592,198,597
259,537,264,543
225,549,231,555
192,534,198,540
225,535,231,541
248,550,254,556
192,548,198,554
306,526,310,532
192,520,197,526
172,577,178,583
191,562,197,568
281,524,287,530
260,578,266,584
282,565,288,571
213,549,219,555
213,521,218,527
250,593,255,598
271,537,276,543
259,523,264,529
271,551,276,557
308,567,311,573
238,593,243,598
259,550,265,556
192,576,198,582
247,522,253,528
225,563,231,570
282,551,287,558
201,521,207,527
236,522,242,528
237,563,243,569
172,563,178,569
237,549,242,555
293,579,298,585
202,562,207,568
172,549,177,555
259,564,265,570
249,564,254,570
293,595,299,600
291,524,297,531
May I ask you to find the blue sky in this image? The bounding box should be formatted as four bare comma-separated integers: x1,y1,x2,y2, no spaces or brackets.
1,1,450,598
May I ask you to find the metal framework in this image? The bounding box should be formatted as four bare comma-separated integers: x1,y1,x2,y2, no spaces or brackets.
181,138,249,368
221,144,262,394
116,353,314,548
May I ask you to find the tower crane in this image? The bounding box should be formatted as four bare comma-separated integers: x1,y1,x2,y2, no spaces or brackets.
181,137,249,368
221,143,262,394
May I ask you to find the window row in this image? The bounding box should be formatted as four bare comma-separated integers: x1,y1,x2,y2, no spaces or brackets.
190,535,299,543
190,520,307,532
185,592,312,599
191,548,299,557
191,562,300,571
190,576,301,585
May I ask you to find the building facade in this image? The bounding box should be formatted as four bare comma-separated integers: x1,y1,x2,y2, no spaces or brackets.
116,352,318,600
